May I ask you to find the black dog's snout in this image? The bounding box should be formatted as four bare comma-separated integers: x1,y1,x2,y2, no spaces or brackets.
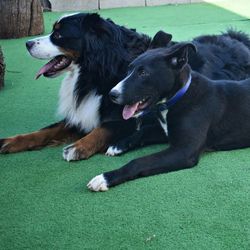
26,41,35,50
109,90,121,103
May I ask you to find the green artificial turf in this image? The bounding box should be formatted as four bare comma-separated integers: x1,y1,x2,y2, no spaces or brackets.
0,2,250,249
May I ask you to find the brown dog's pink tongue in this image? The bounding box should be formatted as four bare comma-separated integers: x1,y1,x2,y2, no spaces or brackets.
122,102,139,120
35,58,59,79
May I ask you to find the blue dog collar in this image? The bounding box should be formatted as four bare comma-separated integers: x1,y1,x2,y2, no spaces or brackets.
158,74,192,111
141,74,192,116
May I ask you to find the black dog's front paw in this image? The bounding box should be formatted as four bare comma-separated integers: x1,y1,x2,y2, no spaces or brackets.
87,174,109,192
105,138,132,156
105,130,146,156
105,145,125,156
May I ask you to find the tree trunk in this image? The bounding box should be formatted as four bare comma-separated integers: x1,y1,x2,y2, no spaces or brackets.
0,47,5,90
0,0,44,39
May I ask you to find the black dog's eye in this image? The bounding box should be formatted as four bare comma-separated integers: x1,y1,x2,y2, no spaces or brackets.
138,69,147,77
53,32,62,39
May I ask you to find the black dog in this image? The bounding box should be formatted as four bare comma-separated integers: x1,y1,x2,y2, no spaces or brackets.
105,30,250,156
87,42,250,191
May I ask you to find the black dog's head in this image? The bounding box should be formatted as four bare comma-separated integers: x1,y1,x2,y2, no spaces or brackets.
26,13,124,79
109,42,196,120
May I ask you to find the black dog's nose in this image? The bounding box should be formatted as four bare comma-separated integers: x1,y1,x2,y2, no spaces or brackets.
109,90,120,103
26,41,35,50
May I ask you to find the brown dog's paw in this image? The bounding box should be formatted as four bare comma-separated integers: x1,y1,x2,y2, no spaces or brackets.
0,135,37,154
0,138,9,153
63,143,92,161
0,139,5,147
0,137,19,154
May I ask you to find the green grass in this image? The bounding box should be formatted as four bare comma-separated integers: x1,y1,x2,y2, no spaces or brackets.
0,2,250,249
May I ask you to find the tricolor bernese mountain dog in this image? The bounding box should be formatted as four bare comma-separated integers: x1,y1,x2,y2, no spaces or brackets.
87,42,250,191
0,13,153,160
1,12,250,166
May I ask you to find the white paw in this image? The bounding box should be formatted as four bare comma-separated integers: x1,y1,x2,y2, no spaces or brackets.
63,144,77,161
105,146,123,156
87,174,109,192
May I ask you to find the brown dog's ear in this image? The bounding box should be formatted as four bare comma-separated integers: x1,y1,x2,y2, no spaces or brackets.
82,13,108,34
167,43,196,70
82,13,102,29
149,31,172,49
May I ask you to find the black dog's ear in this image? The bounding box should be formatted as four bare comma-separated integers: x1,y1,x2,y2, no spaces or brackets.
149,31,172,49
167,43,196,69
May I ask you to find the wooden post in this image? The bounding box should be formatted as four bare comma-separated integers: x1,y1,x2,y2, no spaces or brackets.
40,0,51,12
0,47,5,90
0,0,44,39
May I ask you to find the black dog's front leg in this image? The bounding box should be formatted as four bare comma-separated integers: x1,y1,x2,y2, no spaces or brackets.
88,113,209,191
87,146,200,191
106,123,168,156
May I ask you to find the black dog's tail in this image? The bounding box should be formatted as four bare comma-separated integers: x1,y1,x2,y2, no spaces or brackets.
223,29,250,50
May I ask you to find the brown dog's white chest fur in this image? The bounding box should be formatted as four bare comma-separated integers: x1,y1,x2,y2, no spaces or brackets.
58,64,102,133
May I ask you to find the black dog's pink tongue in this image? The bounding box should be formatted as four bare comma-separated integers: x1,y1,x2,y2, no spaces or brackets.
122,102,139,120
35,58,59,79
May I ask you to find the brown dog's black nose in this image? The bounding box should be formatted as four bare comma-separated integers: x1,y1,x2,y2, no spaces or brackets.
109,90,120,103
26,41,35,50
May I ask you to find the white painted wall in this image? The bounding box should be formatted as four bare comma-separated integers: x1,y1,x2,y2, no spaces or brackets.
49,0,204,12
100,0,145,9
50,0,98,11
